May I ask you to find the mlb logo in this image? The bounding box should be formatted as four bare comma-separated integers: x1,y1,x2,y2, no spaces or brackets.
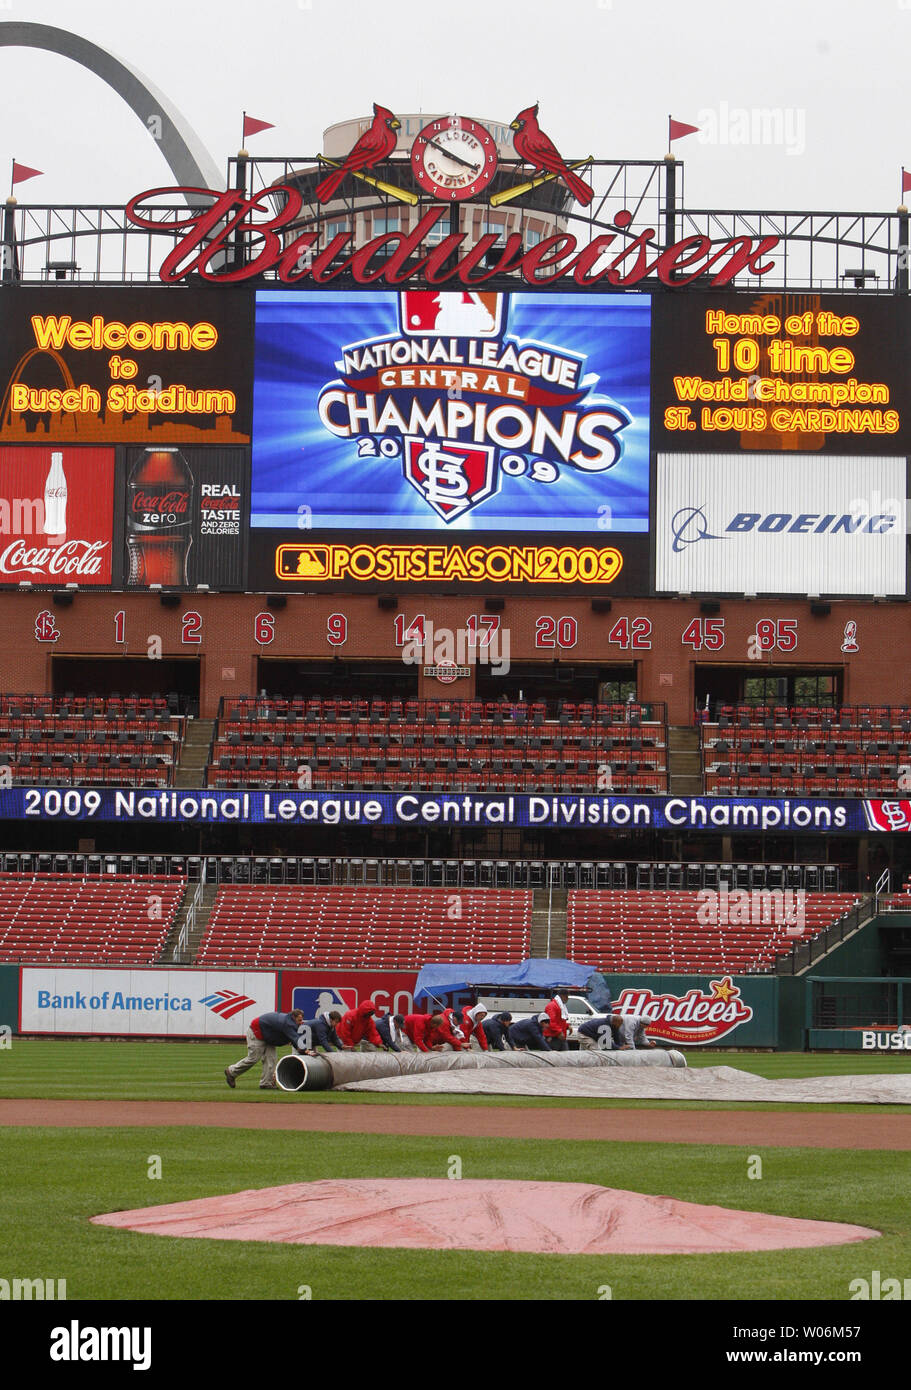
403,437,498,522
292,986,357,1017
400,291,503,338
276,546,330,580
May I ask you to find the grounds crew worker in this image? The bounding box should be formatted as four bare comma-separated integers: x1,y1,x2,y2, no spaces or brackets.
543,990,571,1050
508,1012,553,1051
337,999,384,1051
298,1012,344,1053
225,1009,305,1090
375,1012,406,1052
481,1011,513,1050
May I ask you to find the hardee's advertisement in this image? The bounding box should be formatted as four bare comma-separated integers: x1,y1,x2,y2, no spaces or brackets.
0,289,253,444
0,446,115,585
614,978,754,1045
652,292,911,453
249,289,650,592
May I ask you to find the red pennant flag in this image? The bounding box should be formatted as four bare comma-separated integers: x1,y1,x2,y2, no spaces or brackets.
11,161,43,186
669,118,700,143
902,168,911,193
243,115,274,139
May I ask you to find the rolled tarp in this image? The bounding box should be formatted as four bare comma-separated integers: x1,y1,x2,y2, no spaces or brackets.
276,1047,686,1092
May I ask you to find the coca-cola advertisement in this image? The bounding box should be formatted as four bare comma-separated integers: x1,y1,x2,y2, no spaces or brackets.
118,445,248,590
0,446,115,586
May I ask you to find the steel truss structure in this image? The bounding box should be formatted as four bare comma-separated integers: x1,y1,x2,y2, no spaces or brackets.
1,157,907,292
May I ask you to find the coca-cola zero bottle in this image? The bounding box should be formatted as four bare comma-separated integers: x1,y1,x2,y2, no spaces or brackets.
126,447,193,586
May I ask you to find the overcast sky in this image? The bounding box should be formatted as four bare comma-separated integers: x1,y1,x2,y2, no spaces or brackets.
0,0,908,212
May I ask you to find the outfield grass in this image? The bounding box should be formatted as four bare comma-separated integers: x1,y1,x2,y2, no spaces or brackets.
0,1124,907,1301
2,1040,910,1112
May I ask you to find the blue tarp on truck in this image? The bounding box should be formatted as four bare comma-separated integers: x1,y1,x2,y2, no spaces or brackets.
414,958,595,1003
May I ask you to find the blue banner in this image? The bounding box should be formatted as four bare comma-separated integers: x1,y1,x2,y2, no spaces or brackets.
0,786,878,831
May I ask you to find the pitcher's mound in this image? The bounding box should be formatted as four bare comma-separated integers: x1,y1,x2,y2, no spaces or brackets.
92,1180,879,1255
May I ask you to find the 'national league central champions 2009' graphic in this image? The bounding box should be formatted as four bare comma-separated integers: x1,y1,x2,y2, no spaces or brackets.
250,291,650,541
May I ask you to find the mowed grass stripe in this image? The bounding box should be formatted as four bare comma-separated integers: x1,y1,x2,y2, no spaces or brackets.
0,1126,906,1301
1,1040,909,1112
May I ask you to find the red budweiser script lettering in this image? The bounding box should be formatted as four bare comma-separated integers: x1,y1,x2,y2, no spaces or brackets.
0,539,109,577
125,188,779,290
614,977,753,1045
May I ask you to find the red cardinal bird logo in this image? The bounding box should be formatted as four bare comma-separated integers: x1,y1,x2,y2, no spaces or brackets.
315,103,401,203
510,104,593,206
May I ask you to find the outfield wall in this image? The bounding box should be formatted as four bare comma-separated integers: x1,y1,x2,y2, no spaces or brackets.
0,963,17,1037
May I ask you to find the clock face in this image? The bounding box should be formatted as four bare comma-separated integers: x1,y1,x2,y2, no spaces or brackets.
410,116,498,201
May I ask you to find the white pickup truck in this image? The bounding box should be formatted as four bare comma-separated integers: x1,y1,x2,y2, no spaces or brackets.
476,993,599,1043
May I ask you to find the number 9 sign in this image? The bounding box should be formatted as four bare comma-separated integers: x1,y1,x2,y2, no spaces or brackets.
327,613,348,646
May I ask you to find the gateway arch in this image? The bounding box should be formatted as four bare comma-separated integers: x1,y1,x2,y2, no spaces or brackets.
0,21,221,192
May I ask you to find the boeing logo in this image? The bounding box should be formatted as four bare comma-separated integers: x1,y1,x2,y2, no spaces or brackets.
672,506,897,549
671,506,725,552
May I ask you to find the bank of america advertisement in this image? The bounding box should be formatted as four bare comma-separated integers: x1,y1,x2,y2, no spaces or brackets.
249,289,650,591
19,968,277,1037
655,453,907,596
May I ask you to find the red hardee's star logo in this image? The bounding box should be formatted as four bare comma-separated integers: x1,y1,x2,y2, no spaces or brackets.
709,976,737,1004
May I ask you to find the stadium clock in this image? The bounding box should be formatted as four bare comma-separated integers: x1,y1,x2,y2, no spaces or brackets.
410,116,498,200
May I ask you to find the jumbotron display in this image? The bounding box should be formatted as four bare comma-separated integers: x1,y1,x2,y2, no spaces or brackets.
0,285,907,597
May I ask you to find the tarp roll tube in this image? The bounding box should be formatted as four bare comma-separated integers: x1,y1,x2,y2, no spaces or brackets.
276,1048,685,1092
276,1053,333,1091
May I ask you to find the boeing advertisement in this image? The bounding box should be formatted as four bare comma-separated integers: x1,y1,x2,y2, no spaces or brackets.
248,290,651,592
655,453,908,596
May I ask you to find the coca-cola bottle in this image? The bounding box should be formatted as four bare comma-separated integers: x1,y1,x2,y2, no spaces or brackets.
126,447,193,586
44,451,68,537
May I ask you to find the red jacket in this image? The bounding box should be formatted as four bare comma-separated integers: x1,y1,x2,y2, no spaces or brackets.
337,1000,382,1048
461,1005,489,1050
543,997,569,1039
403,1013,433,1051
425,1010,467,1050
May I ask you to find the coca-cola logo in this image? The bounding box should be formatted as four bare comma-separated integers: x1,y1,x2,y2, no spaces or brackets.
130,491,189,515
614,977,753,1045
0,539,110,577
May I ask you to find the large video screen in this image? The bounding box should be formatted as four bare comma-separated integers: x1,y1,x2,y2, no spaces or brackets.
249,290,651,591
652,292,911,454
0,288,254,445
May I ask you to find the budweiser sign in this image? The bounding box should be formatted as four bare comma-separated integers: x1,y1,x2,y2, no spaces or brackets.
0,538,110,578
614,976,753,1045
125,189,779,290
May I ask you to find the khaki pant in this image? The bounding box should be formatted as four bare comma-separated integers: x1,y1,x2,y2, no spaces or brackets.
227,1027,277,1086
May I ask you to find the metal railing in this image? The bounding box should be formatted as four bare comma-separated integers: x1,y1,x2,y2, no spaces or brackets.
776,895,875,975
174,877,204,962
0,852,845,891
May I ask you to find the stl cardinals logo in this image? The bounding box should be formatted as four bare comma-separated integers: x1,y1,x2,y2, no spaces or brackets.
34,610,59,643
403,437,498,522
864,800,911,832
